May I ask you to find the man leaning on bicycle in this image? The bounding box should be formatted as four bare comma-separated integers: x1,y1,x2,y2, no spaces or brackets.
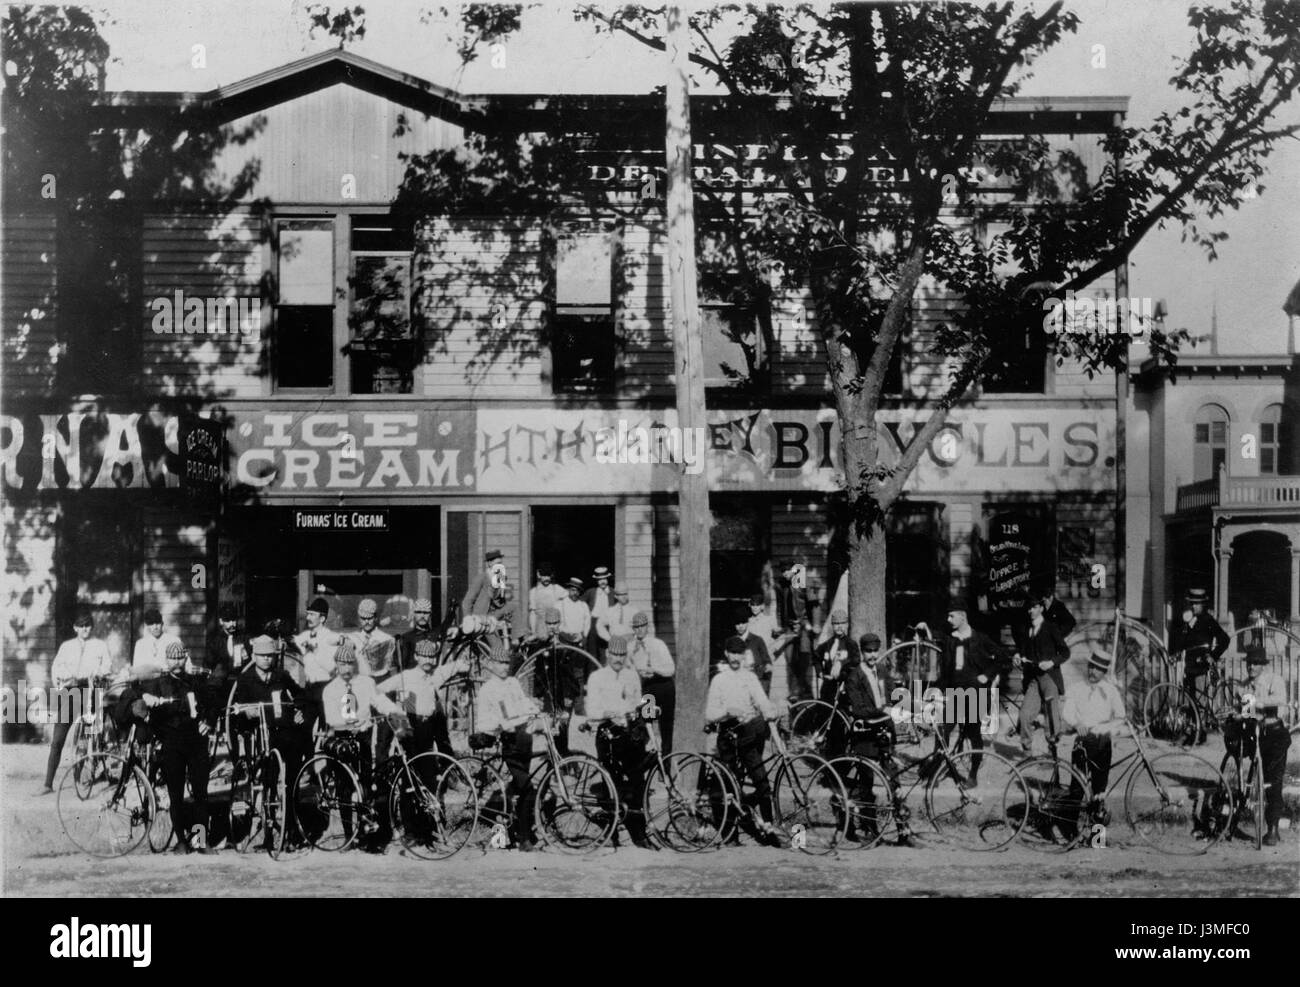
1169,588,1230,743
320,642,401,790
1230,645,1291,846
230,634,312,790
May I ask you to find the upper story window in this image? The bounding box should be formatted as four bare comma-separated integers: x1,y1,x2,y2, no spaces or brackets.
1259,404,1293,476
552,228,615,394
348,216,415,394
702,291,763,390
274,218,335,390
1193,403,1229,481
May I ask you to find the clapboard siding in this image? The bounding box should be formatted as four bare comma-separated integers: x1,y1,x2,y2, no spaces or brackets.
651,503,680,657
2,213,58,398
620,222,674,399
1053,352,1116,398
946,501,976,600
1055,494,1118,627
141,212,265,398
417,219,547,398
622,500,657,632
140,509,209,661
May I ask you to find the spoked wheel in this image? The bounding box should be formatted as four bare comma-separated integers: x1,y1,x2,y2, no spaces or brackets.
924,750,1027,851
389,752,478,860
69,719,101,798
1141,683,1201,746
58,754,155,857
786,701,851,757
824,756,895,849
145,756,174,853
1010,756,1090,853
643,752,730,852
515,644,600,713
771,753,848,854
261,751,297,859
706,756,744,846
534,755,620,853
1125,750,1230,855
1217,753,1264,850
292,754,365,851
457,755,513,847
229,756,261,853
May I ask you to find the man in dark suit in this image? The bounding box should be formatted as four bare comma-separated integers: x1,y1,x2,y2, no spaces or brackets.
774,560,819,702
204,602,250,687
813,609,860,706
734,605,773,694
1038,585,1077,638
462,549,515,623
836,632,896,842
938,599,1009,784
1168,587,1231,743
1013,595,1071,753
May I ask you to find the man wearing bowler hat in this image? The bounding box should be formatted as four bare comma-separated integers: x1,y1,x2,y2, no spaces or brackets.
938,597,1009,784
1062,646,1127,823
463,549,515,623
1012,593,1071,754
133,608,182,677
1169,588,1230,743
1235,645,1291,846
734,604,774,695
205,602,250,685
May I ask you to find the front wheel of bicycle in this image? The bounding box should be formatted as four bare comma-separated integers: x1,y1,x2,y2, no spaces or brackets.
69,719,100,798
924,750,1027,851
1124,750,1229,855
456,754,512,847
643,752,730,852
389,752,478,860
786,700,850,757
1217,752,1263,850
824,756,894,850
58,754,154,857
1010,756,1090,853
1140,683,1201,746
145,755,174,853
229,755,261,853
262,750,293,858
534,755,620,853
292,753,364,852
771,753,848,854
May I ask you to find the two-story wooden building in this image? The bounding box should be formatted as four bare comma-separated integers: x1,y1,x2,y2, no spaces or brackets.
2,50,1128,712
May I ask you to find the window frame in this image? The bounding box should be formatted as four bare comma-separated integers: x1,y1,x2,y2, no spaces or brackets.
1193,404,1230,481
550,223,618,396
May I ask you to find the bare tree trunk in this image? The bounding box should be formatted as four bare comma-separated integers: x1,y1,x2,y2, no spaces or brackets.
847,513,889,640
664,5,710,753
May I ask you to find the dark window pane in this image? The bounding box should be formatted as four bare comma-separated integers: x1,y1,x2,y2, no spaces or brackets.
1212,447,1226,475
351,215,413,252
1211,421,1227,444
552,311,614,393
1262,448,1275,474
1195,423,1209,443
1261,422,1275,443
276,306,334,388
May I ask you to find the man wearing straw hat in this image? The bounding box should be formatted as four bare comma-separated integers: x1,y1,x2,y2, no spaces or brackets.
1062,646,1127,820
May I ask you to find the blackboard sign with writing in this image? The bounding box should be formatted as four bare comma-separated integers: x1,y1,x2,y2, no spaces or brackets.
180,415,224,504
988,512,1036,612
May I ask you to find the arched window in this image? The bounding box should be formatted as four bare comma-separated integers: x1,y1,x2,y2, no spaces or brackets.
1259,404,1293,476
1193,404,1229,481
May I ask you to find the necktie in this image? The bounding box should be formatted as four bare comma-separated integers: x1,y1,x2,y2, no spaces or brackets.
867,668,882,706
227,634,234,661
955,643,964,671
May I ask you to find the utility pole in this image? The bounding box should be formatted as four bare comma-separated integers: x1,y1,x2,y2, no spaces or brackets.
664,5,710,753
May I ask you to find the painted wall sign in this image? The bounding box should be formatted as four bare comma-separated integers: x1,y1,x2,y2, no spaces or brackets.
180,414,224,502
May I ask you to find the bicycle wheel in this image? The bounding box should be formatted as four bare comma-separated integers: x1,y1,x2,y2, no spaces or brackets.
69,719,98,798
145,755,174,853
924,750,1027,851
786,700,850,757
262,751,293,858
1124,749,1230,855
1217,752,1263,850
771,753,848,854
705,754,744,845
389,752,478,860
457,754,512,846
292,753,364,851
824,756,894,850
229,755,261,853
1011,756,1089,853
534,755,620,853
1140,683,1201,746
58,755,154,857
516,643,599,710
643,752,729,852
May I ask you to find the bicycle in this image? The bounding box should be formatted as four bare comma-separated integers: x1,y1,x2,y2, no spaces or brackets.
634,697,733,852
1219,713,1265,850
226,700,301,857
708,718,848,854
881,626,943,749
513,633,601,727
291,717,478,859
1010,738,1093,852
67,675,125,798
57,722,168,857
1140,647,1236,746
1003,716,1232,855
432,610,510,753
827,716,1027,851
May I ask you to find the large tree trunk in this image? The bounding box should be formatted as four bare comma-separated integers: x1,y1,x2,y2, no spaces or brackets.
847,510,889,640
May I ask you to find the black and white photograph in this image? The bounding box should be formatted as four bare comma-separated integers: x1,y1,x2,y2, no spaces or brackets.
2,0,1298,921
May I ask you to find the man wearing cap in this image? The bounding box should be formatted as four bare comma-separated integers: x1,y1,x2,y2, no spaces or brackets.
135,640,219,853
773,561,819,703
230,634,312,831
1170,589,1230,740
585,635,650,845
398,598,439,670
528,563,565,638
1235,645,1291,846
1062,647,1128,821
1012,594,1071,753
706,635,780,844
378,640,469,756
939,599,1010,784
132,608,183,676
813,610,860,707
40,610,115,795
735,605,774,695
463,550,515,623
629,612,676,751
205,602,250,686
321,642,401,784
349,598,397,678
473,641,542,850
558,578,593,648
597,583,636,646
836,633,897,840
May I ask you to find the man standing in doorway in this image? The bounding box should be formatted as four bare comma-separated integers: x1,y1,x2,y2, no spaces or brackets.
584,566,616,659
558,577,592,648
295,597,341,732
528,562,564,638
463,549,515,625
774,561,818,703
204,602,249,686
351,598,397,678
132,608,182,677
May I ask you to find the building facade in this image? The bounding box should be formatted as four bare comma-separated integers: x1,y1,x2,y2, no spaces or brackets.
2,51,1127,728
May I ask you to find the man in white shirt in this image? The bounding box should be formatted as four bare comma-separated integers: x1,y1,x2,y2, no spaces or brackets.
376,639,469,756
1062,646,1127,818
41,610,114,794
528,562,565,638
557,578,592,647
597,583,636,646
706,635,779,843
473,642,542,850
628,611,676,751
585,635,649,845
295,597,341,684
1235,645,1292,845
350,598,397,678
321,643,400,793
132,608,182,676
